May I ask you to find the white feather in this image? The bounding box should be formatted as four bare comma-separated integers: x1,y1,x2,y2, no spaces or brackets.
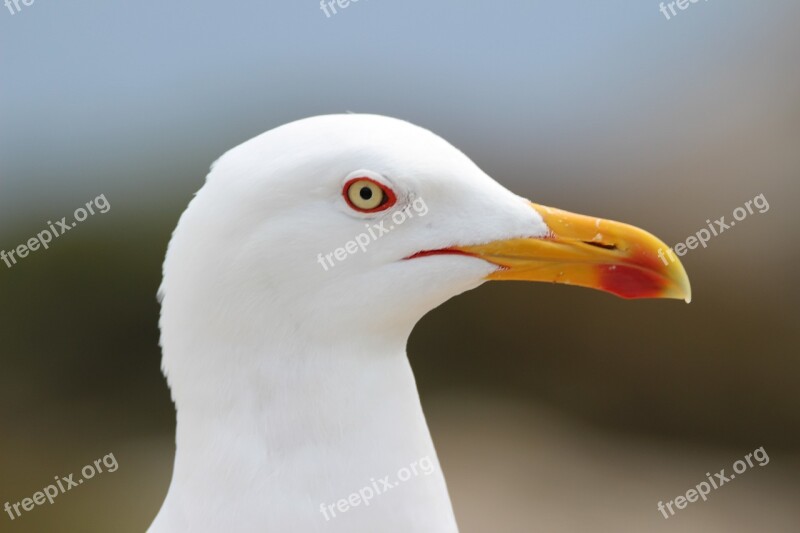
150,114,547,532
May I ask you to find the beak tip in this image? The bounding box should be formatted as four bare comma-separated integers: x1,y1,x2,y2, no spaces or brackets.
682,284,692,304
672,262,692,304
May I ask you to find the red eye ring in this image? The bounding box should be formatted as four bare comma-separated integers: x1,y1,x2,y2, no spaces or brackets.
342,177,397,213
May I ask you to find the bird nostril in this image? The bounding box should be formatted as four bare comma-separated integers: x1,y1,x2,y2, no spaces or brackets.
583,241,618,251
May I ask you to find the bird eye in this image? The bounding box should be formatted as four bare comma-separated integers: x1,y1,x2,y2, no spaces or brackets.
343,178,396,213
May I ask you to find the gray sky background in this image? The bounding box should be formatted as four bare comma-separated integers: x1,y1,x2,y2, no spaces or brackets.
2,1,798,225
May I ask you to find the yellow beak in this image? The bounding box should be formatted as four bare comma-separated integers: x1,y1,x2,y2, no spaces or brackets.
454,202,691,301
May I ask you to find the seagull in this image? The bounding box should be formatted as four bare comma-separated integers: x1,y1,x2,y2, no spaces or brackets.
148,114,690,533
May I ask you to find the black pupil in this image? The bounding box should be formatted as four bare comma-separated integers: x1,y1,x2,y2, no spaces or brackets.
359,186,373,201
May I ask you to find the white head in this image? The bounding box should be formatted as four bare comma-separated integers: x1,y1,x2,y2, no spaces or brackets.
159,113,689,404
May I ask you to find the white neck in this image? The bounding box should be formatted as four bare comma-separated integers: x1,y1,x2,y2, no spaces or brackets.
150,331,459,533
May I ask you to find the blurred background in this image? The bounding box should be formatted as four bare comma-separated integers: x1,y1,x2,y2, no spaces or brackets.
1,1,799,531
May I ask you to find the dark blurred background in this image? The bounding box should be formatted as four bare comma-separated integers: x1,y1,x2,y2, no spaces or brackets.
1,1,799,532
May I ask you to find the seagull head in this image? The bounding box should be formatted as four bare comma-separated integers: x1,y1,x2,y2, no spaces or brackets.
161,114,689,352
